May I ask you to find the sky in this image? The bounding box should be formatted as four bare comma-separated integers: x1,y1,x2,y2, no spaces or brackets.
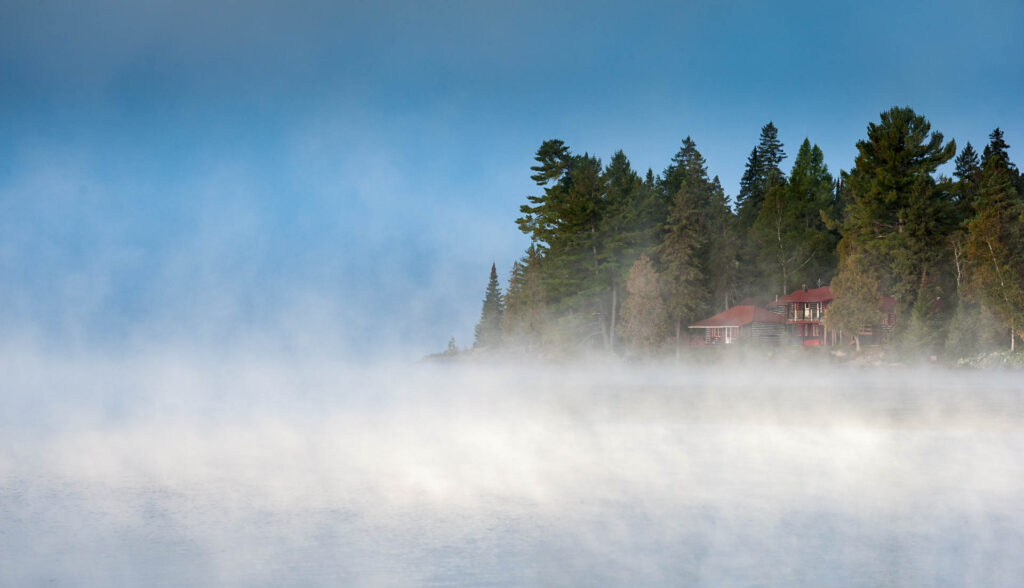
1,0,1022,357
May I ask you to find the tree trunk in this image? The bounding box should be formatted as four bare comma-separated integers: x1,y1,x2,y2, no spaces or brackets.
675,318,682,362
854,334,861,352
609,285,617,354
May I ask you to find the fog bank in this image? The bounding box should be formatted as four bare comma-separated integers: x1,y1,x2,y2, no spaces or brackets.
2,352,1023,586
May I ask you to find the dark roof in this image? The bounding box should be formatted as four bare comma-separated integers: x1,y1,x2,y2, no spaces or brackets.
689,305,788,328
775,285,834,304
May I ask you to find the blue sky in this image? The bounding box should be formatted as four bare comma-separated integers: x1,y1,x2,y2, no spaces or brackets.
1,0,1022,357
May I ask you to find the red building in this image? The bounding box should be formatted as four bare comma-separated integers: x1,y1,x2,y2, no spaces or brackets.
768,285,897,346
770,285,835,346
688,305,787,345
687,284,900,348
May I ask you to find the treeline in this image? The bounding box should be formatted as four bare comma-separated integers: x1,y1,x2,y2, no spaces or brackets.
470,107,1024,359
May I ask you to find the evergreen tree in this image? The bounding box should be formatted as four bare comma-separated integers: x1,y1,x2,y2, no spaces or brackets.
516,140,637,351
901,287,949,358
597,150,647,353
823,247,880,351
757,121,787,189
657,137,736,327
619,255,668,354
473,263,504,349
953,142,981,223
499,246,548,352
955,142,981,182
967,128,1024,350
656,183,703,351
736,123,787,229
735,147,764,229
981,128,1014,170
750,139,838,296
735,124,786,298
502,246,547,350
836,106,957,325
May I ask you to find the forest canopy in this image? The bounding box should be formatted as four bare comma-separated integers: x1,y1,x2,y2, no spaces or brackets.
467,107,1024,361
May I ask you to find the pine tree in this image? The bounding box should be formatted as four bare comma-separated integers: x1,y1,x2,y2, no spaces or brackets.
967,129,1024,350
656,183,703,355
597,151,647,353
955,142,981,182
953,142,981,223
619,255,668,354
757,121,787,189
473,263,504,349
836,106,957,323
750,139,838,296
735,124,787,298
501,246,547,351
735,147,764,229
657,137,736,327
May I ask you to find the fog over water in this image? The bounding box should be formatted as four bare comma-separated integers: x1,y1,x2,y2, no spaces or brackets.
2,349,1024,586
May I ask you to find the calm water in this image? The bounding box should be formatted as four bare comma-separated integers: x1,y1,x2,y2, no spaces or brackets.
2,355,1023,586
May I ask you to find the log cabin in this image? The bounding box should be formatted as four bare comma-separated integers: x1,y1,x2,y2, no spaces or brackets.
687,305,787,345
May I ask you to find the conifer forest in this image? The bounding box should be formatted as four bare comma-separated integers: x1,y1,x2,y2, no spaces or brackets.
469,107,1024,362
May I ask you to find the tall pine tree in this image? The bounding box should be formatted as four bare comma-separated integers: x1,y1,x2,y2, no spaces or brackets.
473,263,504,349
751,139,838,296
967,128,1024,350
834,106,957,333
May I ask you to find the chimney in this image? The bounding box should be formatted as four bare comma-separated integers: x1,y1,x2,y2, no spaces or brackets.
802,284,807,292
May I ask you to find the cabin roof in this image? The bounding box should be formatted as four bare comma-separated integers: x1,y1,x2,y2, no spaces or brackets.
689,305,788,328
775,285,833,304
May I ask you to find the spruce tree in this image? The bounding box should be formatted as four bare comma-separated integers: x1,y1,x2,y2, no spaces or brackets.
967,129,1024,350
657,137,736,326
735,147,764,229
751,139,838,296
955,142,981,182
501,246,547,351
656,182,704,355
953,142,981,222
757,122,787,189
473,263,504,349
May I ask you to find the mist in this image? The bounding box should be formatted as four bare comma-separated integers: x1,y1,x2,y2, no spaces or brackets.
3,348,1023,586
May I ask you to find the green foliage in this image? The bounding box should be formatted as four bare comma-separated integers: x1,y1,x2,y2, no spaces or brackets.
944,297,1006,359
516,141,667,351
483,107,1021,362
657,138,735,330
966,129,1024,349
757,122,787,189
735,147,763,229
750,139,839,296
839,106,957,321
619,255,668,354
899,289,949,358
823,247,880,351
502,246,547,351
735,123,789,297
473,263,504,349
952,142,981,228
735,123,787,230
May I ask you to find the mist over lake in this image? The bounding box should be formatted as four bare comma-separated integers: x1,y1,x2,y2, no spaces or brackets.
3,352,1023,586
